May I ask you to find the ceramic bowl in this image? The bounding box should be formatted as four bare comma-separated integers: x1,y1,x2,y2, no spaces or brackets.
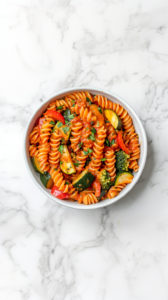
24,87,147,209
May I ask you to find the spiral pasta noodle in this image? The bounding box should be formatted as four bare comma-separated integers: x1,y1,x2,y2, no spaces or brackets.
29,90,140,205
29,125,40,144
105,149,116,181
40,117,55,144
70,120,83,152
50,167,69,193
29,145,39,157
78,192,98,205
74,150,88,173
38,143,50,172
49,128,61,167
107,184,127,199
66,91,92,101
89,126,106,172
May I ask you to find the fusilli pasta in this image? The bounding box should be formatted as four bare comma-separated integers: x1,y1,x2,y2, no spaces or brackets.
29,91,140,205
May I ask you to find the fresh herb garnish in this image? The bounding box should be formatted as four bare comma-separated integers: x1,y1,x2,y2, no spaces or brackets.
91,128,96,134
74,162,80,167
105,138,110,146
88,134,95,141
101,158,106,161
69,114,75,119
62,127,70,134
98,107,102,114
105,120,110,123
63,109,73,122
49,121,55,125
111,139,115,145
83,149,93,155
65,181,69,185
60,161,63,165
57,106,63,110
86,97,92,105
91,121,94,125
57,122,63,128
58,145,64,154
72,104,75,107
78,142,83,148
54,168,58,171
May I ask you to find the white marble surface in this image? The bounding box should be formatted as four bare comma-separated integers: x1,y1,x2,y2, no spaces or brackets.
0,0,168,299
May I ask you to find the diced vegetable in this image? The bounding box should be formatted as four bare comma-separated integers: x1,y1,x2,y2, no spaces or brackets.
51,186,70,199
116,151,130,172
99,169,113,190
97,189,108,201
104,109,123,130
31,157,44,174
117,131,131,155
56,122,71,144
115,171,133,186
40,172,54,189
72,170,95,192
90,104,104,126
45,110,65,124
92,179,101,197
60,145,76,174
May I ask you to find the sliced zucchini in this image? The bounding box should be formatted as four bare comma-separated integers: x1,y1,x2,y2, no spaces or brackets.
40,172,54,189
104,109,123,130
72,170,95,192
31,157,44,174
60,145,76,174
56,121,71,144
97,189,108,201
115,172,133,186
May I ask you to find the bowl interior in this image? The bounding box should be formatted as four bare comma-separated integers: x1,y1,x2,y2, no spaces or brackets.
24,88,147,209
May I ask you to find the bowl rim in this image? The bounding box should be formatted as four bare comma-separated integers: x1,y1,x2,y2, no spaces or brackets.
24,87,147,209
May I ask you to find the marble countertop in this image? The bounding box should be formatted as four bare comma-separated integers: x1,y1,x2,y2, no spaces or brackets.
1,0,168,299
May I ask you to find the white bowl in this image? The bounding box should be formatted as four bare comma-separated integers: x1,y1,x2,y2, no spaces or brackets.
24,87,147,209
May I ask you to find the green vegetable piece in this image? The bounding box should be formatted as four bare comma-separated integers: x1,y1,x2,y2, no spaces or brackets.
57,122,63,128
58,145,64,154
99,169,113,190
115,151,130,172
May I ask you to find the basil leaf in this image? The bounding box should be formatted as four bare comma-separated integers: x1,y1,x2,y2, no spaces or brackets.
86,97,91,105
101,158,106,161
78,142,83,148
105,138,110,146
57,106,63,110
62,127,70,134
74,162,80,166
91,128,96,134
98,107,102,114
57,122,63,128
60,161,63,165
65,181,69,185
111,139,115,145
69,114,75,119
88,134,95,141
63,109,72,122
58,145,64,154
49,121,55,125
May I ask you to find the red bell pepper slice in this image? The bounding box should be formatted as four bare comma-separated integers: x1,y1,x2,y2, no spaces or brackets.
51,186,70,200
35,118,40,126
117,131,132,155
92,179,101,197
45,110,65,124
